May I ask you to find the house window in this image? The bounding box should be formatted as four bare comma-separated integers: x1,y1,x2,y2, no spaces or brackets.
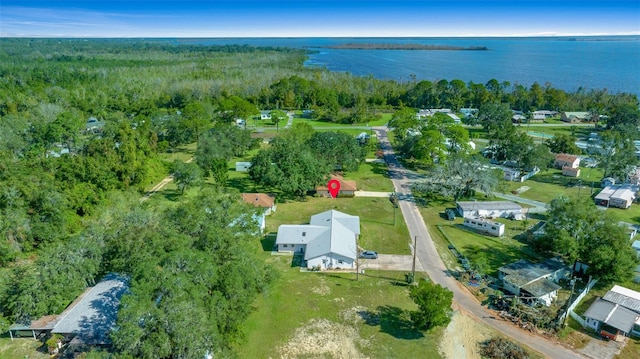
338,260,344,264
283,244,288,248
491,226,496,230
302,232,306,237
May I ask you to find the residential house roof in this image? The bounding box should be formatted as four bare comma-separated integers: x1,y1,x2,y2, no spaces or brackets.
316,175,357,192
584,298,638,334
275,210,360,261
521,277,561,298
50,274,128,345
242,193,275,208
457,201,522,212
555,153,579,163
603,285,640,313
563,111,592,120
499,257,565,288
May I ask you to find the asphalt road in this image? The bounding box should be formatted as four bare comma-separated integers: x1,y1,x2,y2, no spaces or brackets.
373,126,586,359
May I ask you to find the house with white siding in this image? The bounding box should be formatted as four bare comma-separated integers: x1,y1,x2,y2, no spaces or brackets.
584,285,640,339
456,201,524,220
275,210,360,270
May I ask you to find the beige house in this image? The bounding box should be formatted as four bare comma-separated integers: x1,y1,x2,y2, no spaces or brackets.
554,153,580,169
316,175,357,197
242,193,277,215
562,166,581,177
561,111,595,123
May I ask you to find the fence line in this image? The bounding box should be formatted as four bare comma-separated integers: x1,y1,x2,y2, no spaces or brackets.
558,277,597,325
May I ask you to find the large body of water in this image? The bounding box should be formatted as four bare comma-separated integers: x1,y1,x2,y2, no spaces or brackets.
182,37,640,96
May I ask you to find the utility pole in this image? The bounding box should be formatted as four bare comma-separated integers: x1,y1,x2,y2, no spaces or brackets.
411,236,417,284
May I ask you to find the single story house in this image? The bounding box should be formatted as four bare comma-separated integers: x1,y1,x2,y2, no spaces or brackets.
554,153,580,169
561,111,595,123
260,110,271,120
275,210,360,270
456,201,524,220
315,176,357,197
235,161,251,172
594,185,638,209
562,166,581,177
584,299,639,339
463,217,505,237
498,257,567,306
532,110,558,121
584,285,640,338
9,274,129,347
241,193,277,215
512,114,527,123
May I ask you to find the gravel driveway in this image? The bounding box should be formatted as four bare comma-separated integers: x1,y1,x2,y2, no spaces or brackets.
360,254,423,271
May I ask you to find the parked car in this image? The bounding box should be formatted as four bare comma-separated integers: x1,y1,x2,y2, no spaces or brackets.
359,250,378,259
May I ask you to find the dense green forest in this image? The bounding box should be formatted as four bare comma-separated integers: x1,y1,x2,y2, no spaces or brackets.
0,38,638,357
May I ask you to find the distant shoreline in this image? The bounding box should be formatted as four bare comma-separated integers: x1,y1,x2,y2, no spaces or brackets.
313,43,489,51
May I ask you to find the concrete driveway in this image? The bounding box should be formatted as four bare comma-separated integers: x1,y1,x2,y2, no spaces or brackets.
360,254,423,271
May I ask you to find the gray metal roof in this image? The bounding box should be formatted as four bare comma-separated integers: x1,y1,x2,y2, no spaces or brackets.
275,225,329,246
521,278,561,298
51,274,128,345
603,286,640,313
499,257,566,287
456,201,522,212
276,210,360,261
584,299,638,333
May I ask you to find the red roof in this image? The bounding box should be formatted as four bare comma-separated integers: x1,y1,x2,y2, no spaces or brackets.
316,175,357,192
242,193,275,208
555,153,579,163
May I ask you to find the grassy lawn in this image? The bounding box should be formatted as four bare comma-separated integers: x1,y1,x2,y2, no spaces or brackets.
344,161,394,192
418,199,542,277
235,254,441,358
265,197,410,255
502,167,603,204
0,335,50,359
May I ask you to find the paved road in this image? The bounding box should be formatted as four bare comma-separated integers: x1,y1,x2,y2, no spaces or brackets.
373,126,586,359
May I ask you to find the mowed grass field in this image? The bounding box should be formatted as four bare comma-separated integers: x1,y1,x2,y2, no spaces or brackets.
235,254,442,359
418,199,542,277
265,196,410,255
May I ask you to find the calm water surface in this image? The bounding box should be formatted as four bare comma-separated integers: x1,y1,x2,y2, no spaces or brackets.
185,37,640,96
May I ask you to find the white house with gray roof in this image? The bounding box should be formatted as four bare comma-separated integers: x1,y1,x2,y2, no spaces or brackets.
275,210,360,270
584,285,640,338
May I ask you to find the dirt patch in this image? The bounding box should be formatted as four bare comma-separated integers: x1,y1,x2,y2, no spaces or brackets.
438,311,493,359
278,318,369,359
310,278,331,296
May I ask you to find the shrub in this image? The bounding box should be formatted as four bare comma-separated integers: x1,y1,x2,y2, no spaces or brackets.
479,337,529,359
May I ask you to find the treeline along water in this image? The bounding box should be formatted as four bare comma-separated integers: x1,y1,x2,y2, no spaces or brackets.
181,36,640,96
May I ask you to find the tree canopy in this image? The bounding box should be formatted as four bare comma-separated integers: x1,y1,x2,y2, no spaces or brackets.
538,196,638,284
409,279,453,331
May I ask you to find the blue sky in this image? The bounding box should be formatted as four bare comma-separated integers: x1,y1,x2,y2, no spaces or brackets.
1,1,639,37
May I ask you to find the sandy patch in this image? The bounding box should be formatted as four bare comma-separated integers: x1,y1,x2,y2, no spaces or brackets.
438,311,493,359
311,278,331,296
278,318,369,359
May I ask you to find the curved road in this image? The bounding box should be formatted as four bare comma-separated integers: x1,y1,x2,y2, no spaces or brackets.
373,126,585,359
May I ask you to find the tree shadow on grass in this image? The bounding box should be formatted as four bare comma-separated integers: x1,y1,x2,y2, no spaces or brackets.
161,188,182,202
261,233,276,252
359,305,424,340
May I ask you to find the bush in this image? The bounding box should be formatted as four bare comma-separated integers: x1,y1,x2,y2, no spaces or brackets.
479,337,529,359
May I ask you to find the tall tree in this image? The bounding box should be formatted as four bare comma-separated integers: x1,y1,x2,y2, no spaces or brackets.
412,154,501,200
539,196,639,284
545,133,581,155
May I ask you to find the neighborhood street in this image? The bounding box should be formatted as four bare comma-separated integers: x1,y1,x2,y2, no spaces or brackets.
373,126,587,359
